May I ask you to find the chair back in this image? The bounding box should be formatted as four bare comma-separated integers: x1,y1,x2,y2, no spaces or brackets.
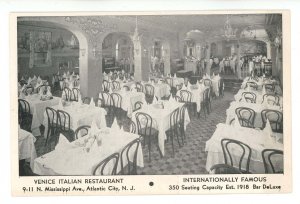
174,95,182,102
235,107,256,128
112,81,120,90
73,79,80,87
72,88,80,102
23,85,34,95
169,108,179,136
135,112,154,136
136,82,143,92
204,79,212,87
179,103,187,125
95,97,104,107
165,77,173,87
74,125,91,140
111,93,122,108
129,120,136,134
262,149,283,173
221,138,252,173
57,110,71,131
246,81,258,90
93,153,119,175
176,83,183,92
120,138,140,175
262,94,279,106
18,99,31,116
261,109,283,133
45,107,57,129
37,85,51,95
102,80,110,92
123,85,130,91
241,92,257,103
82,97,91,104
179,90,192,103
202,88,210,103
145,84,154,97
101,92,113,107
264,84,275,93
63,87,72,101
134,101,143,112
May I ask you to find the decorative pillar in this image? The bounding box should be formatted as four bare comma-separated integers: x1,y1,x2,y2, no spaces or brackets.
266,41,271,59
205,44,211,75
271,44,278,77
236,42,242,79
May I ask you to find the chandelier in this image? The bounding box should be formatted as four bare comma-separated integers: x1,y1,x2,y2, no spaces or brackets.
222,15,236,41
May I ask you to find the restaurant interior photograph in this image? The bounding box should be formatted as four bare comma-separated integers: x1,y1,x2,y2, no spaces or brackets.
17,13,284,176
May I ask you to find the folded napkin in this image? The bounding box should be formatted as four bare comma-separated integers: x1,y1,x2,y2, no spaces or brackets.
27,77,32,84
89,97,95,107
169,96,176,103
181,85,187,90
174,73,177,78
264,119,273,137
90,118,99,135
21,76,24,80
152,96,158,104
46,89,52,97
111,117,120,130
55,134,75,151
63,73,66,78
76,74,80,79
67,71,70,76
33,75,37,80
234,115,242,128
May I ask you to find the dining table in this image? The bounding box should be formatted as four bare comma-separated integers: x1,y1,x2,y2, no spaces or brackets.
132,100,190,156
19,94,60,137
19,127,37,169
205,123,283,174
33,127,144,175
42,102,107,138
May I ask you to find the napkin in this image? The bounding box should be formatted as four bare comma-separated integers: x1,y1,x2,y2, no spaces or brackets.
151,80,155,85
111,117,120,130
169,96,176,103
21,76,24,80
90,118,99,135
46,89,52,97
152,96,158,104
37,76,42,83
264,119,273,137
174,73,177,78
33,75,37,80
76,74,80,79
27,77,32,84
89,97,95,107
55,134,74,151
63,72,66,78
234,115,242,128
67,71,70,76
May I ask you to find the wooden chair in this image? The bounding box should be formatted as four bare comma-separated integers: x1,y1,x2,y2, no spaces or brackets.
198,88,210,119
179,90,195,116
74,125,91,140
262,94,280,106
129,120,136,134
134,101,143,112
18,99,32,132
93,153,119,175
57,110,75,142
262,149,283,173
44,107,59,148
63,87,72,101
102,80,110,92
245,81,258,90
82,97,91,104
144,84,155,104
112,80,120,90
120,138,140,175
240,92,257,103
261,109,283,133
235,107,256,128
72,88,80,102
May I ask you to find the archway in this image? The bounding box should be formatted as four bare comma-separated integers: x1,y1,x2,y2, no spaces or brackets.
101,32,134,75
17,19,89,96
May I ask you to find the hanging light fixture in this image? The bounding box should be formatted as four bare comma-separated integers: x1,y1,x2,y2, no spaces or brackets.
222,15,236,41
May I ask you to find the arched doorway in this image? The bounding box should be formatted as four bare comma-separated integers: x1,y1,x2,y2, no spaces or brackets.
101,32,134,74
17,19,89,96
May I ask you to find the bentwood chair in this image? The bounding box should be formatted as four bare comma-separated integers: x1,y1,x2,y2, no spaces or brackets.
264,84,275,93
120,138,140,175
240,92,257,103
235,107,256,128
74,125,91,140
111,93,124,120
57,110,75,142
37,85,51,95
133,101,143,112
203,79,212,87
122,85,130,91
93,153,119,175
262,149,284,173
102,80,110,92
261,109,283,133
136,82,144,92
63,87,72,101
129,120,137,134
179,103,188,140
144,84,155,104
174,95,182,102
73,79,80,87
262,94,280,106
198,88,210,119
166,108,183,157
112,80,121,91
72,88,80,102
246,81,258,90
82,97,91,104
18,99,32,132
135,112,161,162
218,78,224,98
23,86,34,95
210,138,252,174
44,107,59,148
95,97,104,108
179,90,195,116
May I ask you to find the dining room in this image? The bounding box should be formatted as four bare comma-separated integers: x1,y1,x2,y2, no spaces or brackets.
17,13,284,176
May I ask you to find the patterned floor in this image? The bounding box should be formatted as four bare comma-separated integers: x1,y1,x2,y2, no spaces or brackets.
30,90,235,175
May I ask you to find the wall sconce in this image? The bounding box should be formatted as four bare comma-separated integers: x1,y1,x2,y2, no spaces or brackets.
80,49,86,57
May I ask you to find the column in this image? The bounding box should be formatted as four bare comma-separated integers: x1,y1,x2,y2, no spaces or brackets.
236,43,242,79
271,44,278,77
205,44,211,75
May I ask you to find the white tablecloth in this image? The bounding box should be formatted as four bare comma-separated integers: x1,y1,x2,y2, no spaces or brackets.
205,123,283,173
42,103,107,138
225,101,282,128
19,128,37,169
177,84,208,112
132,100,190,156
20,95,60,136
143,82,171,99
33,128,143,175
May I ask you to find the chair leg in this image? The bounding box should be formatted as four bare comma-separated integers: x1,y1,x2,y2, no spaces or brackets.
170,134,175,157
148,136,151,162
